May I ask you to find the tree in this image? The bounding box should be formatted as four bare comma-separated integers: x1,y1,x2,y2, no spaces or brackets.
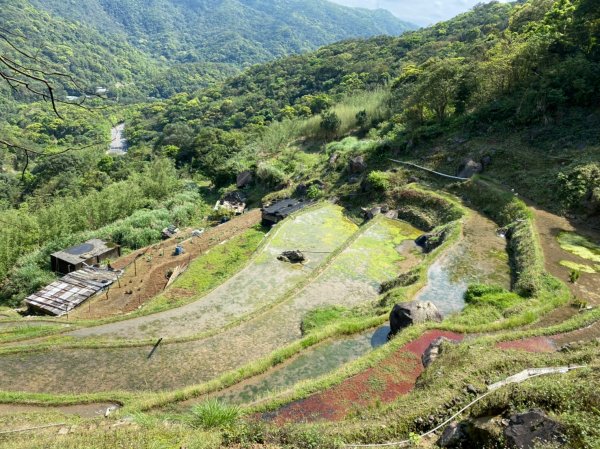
419,58,463,123
0,27,109,181
320,111,341,137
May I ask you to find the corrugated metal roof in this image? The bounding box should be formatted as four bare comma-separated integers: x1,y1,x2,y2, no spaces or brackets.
25,267,121,316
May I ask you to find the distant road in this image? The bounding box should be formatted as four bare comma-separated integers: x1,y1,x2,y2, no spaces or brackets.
107,123,127,155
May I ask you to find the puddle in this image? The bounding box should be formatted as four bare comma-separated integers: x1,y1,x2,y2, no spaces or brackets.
201,326,390,406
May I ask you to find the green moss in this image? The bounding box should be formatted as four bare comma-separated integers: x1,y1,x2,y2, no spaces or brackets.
557,232,600,263
559,260,596,273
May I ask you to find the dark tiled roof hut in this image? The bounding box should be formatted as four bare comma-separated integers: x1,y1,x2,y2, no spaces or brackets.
261,198,308,225
50,239,120,275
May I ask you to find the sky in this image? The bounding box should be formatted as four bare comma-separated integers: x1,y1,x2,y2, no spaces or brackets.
329,0,509,26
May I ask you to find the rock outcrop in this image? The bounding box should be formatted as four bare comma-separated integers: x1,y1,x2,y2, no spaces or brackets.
349,155,367,174
457,158,483,178
504,409,567,448
277,250,306,264
236,170,253,188
415,226,449,253
422,336,453,367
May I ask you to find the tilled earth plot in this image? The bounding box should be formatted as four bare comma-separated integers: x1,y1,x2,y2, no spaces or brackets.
70,204,357,340
0,217,422,393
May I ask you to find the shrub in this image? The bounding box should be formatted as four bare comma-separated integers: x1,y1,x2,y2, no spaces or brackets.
367,170,391,191
307,184,324,200
557,163,600,212
256,162,287,187
569,269,581,284
320,111,341,136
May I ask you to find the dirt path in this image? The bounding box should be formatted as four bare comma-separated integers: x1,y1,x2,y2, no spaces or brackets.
69,210,261,320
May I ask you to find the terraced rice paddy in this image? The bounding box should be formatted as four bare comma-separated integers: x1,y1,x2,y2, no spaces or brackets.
415,210,511,316
0,207,424,394
190,326,390,407
71,204,357,340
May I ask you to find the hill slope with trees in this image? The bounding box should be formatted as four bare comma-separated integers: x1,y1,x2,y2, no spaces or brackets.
29,0,415,64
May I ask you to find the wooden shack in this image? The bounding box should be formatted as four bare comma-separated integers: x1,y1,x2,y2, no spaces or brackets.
261,198,309,225
25,267,121,316
50,239,120,275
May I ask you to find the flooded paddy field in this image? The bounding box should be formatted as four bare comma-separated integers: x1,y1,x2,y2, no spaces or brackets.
415,210,511,316
180,326,390,408
70,204,357,340
0,214,423,393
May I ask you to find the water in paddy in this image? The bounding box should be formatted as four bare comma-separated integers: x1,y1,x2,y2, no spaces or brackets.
415,211,511,316
210,326,390,405
415,254,468,316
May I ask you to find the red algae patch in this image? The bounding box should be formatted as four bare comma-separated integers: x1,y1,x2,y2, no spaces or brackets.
496,337,556,353
267,330,463,424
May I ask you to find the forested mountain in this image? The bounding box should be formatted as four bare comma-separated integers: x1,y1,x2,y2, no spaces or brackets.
13,0,414,98
29,0,415,64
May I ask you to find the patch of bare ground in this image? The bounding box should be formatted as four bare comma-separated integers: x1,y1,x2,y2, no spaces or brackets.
526,204,600,328
531,205,600,304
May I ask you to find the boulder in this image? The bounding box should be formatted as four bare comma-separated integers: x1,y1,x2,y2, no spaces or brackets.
295,183,308,196
388,301,442,338
368,206,382,219
236,170,253,188
457,159,483,178
278,250,306,264
480,155,492,170
385,209,399,219
329,153,339,166
438,422,466,448
504,409,567,449
222,190,247,204
422,336,452,368
349,155,367,174
465,416,504,446
415,227,448,253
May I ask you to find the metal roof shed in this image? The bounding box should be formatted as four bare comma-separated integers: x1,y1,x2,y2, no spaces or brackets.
50,239,120,275
25,267,121,316
261,199,309,225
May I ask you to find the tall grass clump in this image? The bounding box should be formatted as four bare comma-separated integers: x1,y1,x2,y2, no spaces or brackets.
190,399,240,429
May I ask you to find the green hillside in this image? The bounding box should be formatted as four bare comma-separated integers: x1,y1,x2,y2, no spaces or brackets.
29,0,416,64
0,2,599,448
